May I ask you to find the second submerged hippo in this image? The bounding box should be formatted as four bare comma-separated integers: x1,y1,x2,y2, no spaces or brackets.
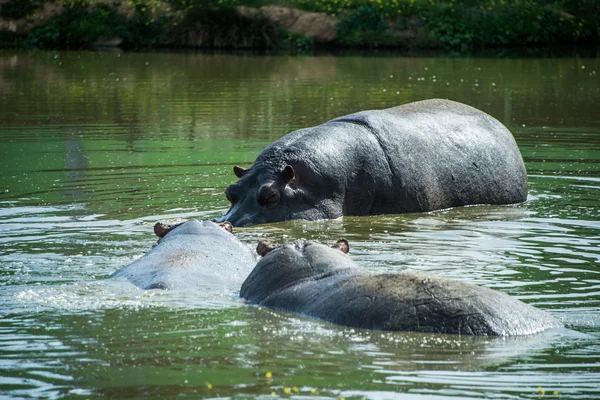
219,99,528,227
110,220,256,290
241,240,562,335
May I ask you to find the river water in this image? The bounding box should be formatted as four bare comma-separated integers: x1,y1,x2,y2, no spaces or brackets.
0,50,598,399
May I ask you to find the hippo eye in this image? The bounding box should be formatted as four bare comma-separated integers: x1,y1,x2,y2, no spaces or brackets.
258,186,280,207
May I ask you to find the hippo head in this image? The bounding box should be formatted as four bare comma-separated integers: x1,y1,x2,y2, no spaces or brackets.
154,220,232,238
240,239,355,303
256,238,349,258
151,220,234,249
218,164,335,227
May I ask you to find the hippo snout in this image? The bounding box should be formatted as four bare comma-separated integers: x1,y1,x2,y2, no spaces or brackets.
216,209,249,227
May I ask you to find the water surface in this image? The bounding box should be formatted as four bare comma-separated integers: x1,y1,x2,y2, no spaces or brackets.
0,50,599,399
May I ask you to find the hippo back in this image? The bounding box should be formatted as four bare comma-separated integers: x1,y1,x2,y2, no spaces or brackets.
241,241,562,336
332,99,528,213
264,271,562,335
110,220,256,290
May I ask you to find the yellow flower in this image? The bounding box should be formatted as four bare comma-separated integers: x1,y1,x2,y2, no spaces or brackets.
292,386,299,393
265,372,272,379
284,387,291,395
207,383,213,390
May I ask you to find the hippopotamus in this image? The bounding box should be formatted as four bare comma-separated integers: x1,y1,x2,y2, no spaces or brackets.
109,220,257,290
218,99,527,226
240,240,562,335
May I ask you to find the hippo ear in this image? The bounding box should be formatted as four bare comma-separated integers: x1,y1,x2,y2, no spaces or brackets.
154,221,183,238
154,222,171,238
282,165,295,182
218,221,233,233
233,165,247,178
256,240,276,257
331,239,349,254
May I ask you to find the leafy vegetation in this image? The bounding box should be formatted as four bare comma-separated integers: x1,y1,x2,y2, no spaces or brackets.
172,3,278,48
287,0,600,49
1,0,598,50
337,5,392,46
0,0,42,19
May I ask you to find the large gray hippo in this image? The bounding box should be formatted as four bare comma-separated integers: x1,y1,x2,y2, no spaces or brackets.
241,240,562,335
219,99,527,226
110,220,256,290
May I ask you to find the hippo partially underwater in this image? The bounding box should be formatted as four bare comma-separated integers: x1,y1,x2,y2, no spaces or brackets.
219,99,528,227
241,240,562,335
110,220,256,290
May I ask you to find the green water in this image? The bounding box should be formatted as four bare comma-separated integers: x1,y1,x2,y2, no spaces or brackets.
0,50,598,399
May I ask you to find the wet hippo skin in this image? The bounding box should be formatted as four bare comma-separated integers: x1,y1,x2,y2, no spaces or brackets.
241,240,562,336
110,220,256,290
219,99,528,226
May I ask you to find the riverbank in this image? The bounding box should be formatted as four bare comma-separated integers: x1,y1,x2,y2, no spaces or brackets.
1,0,598,51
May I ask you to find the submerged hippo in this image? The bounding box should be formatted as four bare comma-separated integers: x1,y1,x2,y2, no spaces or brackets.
241,240,562,335
110,220,256,290
219,99,527,226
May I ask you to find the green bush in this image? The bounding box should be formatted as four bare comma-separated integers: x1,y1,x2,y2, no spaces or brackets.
0,0,40,20
59,4,129,44
23,1,169,48
121,12,169,47
7,0,600,50
422,1,592,50
27,23,60,47
280,30,314,53
337,5,392,46
172,4,278,48
0,30,24,47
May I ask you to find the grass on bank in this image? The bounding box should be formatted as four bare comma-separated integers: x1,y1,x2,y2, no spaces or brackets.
0,0,598,50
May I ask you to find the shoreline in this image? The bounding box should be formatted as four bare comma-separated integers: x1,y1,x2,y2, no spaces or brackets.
1,1,598,52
